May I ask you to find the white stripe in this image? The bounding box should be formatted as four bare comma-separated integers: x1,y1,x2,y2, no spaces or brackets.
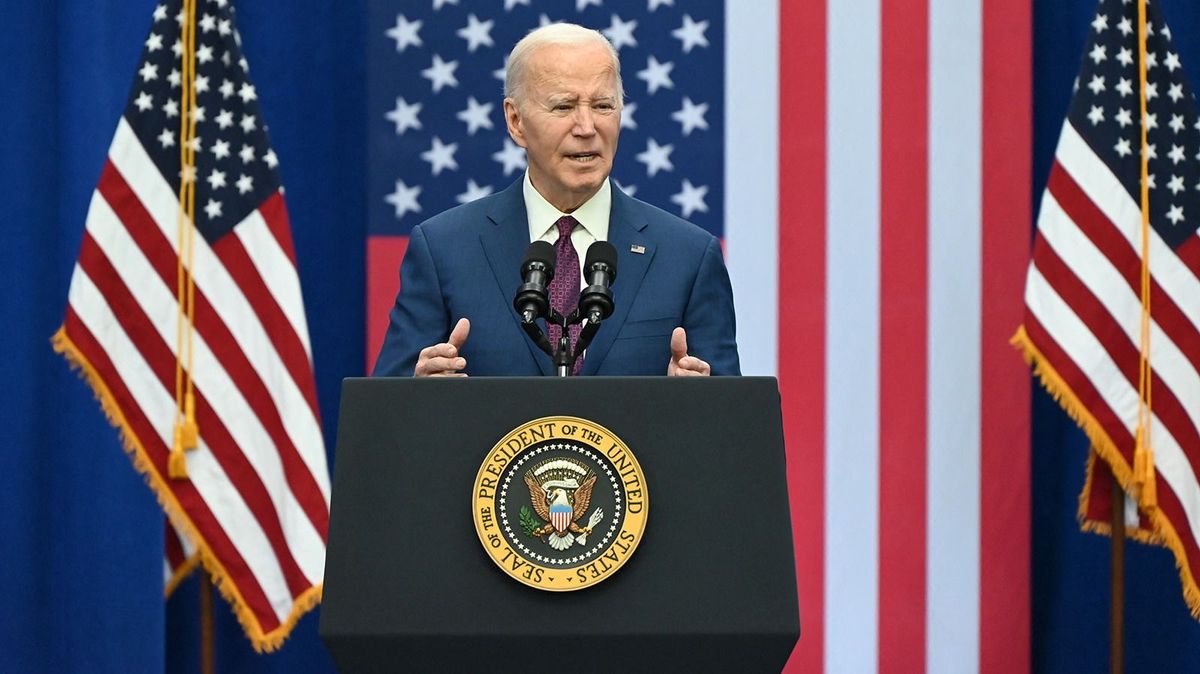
179,521,198,557
1039,194,1200,442
235,208,315,359
1026,267,1200,549
67,265,297,622
85,192,327,588
107,119,331,499
163,558,174,587
723,0,779,376
1056,121,1200,336
927,0,982,670
825,0,880,669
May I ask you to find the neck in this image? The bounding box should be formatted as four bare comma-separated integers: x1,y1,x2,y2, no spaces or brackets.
529,176,602,213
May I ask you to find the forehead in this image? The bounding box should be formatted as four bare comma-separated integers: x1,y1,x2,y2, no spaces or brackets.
525,44,618,98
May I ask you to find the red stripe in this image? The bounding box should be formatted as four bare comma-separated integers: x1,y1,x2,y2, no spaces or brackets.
62,308,282,632
981,0,1033,668
76,230,314,599
236,191,324,417
1024,314,1136,452
1154,474,1200,584
97,163,330,538
366,235,409,374
213,208,322,423
1173,234,1200,277
1032,238,1138,417
780,0,825,671
878,0,929,669
1082,460,1116,528
1048,163,1200,379
1033,236,1200,482
258,191,299,267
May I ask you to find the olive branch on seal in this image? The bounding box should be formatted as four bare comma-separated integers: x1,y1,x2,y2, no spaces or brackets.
518,506,543,537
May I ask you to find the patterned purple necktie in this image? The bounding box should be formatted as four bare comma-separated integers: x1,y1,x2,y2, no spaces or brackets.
547,215,583,375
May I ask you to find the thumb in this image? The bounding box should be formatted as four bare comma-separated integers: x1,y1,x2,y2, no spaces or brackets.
448,317,471,350
670,327,688,361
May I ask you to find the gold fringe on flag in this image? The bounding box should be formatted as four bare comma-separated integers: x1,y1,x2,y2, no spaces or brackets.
165,553,202,599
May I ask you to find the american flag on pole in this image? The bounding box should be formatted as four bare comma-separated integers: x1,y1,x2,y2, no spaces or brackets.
53,0,330,651
1016,0,1200,621
366,0,1033,671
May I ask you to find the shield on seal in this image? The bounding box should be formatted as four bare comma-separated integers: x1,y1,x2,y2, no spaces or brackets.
549,502,572,533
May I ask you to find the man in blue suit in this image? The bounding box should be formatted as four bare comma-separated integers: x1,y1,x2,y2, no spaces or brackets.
372,23,739,378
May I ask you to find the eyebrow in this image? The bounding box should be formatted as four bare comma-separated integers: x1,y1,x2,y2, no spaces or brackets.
545,94,617,105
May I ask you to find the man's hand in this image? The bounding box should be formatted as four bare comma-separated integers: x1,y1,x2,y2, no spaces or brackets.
667,327,711,377
414,318,471,377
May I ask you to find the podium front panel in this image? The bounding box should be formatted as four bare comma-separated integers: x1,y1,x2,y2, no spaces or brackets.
321,377,799,673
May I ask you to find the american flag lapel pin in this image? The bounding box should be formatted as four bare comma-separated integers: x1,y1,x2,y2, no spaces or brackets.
630,245,646,254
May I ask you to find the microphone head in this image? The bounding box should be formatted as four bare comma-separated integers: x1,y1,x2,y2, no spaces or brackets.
584,240,618,281
522,240,556,276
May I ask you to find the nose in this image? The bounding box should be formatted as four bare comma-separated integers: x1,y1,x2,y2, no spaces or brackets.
572,106,596,137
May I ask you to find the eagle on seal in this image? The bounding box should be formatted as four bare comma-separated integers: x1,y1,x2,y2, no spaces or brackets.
524,471,603,550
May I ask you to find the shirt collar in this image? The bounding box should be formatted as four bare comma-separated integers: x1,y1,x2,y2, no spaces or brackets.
523,170,612,242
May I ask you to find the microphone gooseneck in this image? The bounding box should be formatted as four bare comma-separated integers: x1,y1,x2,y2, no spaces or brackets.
580,240,618,324
514,240,556,323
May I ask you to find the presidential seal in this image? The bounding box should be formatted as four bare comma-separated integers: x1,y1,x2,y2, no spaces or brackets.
472,416,648,591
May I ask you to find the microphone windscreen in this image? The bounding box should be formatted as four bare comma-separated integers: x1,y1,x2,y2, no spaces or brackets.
584,240,618,280
523,240,556,275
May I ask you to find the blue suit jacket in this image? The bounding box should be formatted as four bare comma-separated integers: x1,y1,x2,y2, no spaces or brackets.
372,179,740,376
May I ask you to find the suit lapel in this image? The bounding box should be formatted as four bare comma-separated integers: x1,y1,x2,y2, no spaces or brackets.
480,181,554,376
581,187,654,375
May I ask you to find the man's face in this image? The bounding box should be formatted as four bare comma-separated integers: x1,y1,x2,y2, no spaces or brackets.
504,43,621,213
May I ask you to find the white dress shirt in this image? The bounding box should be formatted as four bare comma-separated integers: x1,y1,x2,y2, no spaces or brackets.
523,170,611,289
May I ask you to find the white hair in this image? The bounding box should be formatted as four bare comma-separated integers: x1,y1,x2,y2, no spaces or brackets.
504,23,624,105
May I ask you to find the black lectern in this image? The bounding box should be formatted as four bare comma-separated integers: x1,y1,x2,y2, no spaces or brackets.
320,377,799,673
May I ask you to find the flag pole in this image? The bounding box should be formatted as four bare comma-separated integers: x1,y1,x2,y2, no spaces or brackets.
201,573,215,674
1110,477,1125,674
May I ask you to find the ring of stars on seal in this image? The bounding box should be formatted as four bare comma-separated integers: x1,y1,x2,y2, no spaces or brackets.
498,442,624,565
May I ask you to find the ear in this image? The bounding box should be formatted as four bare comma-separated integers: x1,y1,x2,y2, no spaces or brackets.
504,98,526,148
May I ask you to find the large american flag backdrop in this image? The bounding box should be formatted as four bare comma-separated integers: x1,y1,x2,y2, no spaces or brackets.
54,0,330,652
366,1,1032,672
1017,0,1200,622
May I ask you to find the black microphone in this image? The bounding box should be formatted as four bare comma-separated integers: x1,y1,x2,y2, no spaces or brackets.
579,240,618,323
514,241,556,323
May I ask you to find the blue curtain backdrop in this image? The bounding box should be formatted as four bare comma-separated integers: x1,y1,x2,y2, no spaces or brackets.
3,0,1200,672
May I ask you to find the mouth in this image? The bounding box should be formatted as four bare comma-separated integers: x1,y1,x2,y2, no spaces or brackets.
566,152,600,163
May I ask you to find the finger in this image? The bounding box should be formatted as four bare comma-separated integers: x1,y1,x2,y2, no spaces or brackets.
415,355,466,376
690,356,712,376
419,342,459,361
675,356,711,376
670,327,688,360
448,317,471,350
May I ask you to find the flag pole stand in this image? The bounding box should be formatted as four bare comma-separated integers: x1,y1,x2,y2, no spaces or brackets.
1110,476,1125,674
201,573,215,674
